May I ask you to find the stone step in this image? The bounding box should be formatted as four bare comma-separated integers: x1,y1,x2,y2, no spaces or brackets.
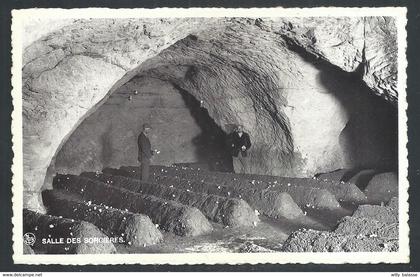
42,189,163,247
53,174,213,237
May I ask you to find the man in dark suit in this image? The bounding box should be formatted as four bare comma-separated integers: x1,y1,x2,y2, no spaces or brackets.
228,124,252,173
137,123,159,181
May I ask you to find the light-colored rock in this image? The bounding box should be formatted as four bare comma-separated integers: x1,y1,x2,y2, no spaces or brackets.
363,17,398,103
268,16,398,103
22,17,398,212
22,18,77,49
267,17,366,72
23,48,66,79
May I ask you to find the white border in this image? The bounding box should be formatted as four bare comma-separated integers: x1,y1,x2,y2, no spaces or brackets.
11,7,409,265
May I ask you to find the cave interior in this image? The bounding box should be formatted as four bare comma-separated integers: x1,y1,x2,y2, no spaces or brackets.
21,17,401,254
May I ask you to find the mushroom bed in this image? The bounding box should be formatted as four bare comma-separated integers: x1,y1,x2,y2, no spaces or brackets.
52,174,213,237
81,172,259,227
42,189,163,247
26,164,399,254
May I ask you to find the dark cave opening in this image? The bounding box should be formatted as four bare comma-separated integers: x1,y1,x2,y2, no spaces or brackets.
172,83,233,172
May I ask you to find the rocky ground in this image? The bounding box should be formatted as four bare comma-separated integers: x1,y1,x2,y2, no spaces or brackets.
24,165,398,254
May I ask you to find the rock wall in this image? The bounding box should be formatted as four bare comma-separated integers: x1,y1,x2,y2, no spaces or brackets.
21,17,398,212
130,27,397,176
52,76,230,175
267,17,398,102
53,27,397,179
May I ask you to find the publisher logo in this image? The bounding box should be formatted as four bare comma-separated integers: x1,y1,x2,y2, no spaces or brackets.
23,232,36,246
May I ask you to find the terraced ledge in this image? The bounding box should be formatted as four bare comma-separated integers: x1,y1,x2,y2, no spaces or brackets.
82,172,259,227
53,174,213,237
42,189,163,247
105,167,303,219
23,209,116,254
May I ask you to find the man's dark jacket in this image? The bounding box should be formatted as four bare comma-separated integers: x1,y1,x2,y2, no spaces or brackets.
228,131,252,157
138,132,153,161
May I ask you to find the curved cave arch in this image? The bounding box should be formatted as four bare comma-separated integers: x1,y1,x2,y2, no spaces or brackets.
22,17,398,213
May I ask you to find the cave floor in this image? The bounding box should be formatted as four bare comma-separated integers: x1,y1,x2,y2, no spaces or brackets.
38,164,398,254
116,207,353,253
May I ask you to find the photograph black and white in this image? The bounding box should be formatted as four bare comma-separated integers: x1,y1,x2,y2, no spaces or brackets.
11,7,409,264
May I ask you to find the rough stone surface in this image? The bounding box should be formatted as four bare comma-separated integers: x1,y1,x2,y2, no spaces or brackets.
22,17,398,212
82,171,259,227
269,17,398,102
387,197,398,210
364,172,398,204
352,204,398,224
282,202,398,252
53,174,213,236
22,18,77,49
23,209,117,254
42,189,163,247
362,17,398,103
282,227,398,252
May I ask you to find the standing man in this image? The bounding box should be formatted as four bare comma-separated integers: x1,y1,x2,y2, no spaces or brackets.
228,124,252,174
137,123,159,181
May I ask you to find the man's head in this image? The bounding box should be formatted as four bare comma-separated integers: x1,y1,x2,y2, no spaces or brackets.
236,124,244,133
143,123,152,134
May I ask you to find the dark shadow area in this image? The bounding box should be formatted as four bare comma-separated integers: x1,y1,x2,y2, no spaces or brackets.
340,167,367,182
172,83,233,172
351,171,377,190
100,125,113,169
